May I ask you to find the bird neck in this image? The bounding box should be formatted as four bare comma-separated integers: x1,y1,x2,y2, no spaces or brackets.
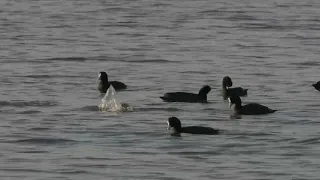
235,103,242,110
222,81,229,89
102,78,109,83
173,126,182,133
198,94,207,99
101,78,110,87
170,127,182,136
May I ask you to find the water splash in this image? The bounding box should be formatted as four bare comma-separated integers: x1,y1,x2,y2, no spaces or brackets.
98,85,133,112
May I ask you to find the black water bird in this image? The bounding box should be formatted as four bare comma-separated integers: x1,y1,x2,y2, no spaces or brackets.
312,81,320,91
160,85,211,103
228,96,277,115
167,117,219,136
98,71,127,93
222,76,248,100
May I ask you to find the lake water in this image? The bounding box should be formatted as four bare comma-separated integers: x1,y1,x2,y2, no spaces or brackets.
1,0,320,179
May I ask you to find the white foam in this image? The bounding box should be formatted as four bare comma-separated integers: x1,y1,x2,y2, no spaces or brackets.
98,85,133,112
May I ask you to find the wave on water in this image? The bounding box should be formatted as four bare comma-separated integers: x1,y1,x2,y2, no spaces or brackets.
289,61,320,66
98,85,133,112
134,107,180,112
79,105,100,111
293,137,320,145
12,138,76,145
38,56,177,64
0,100,58,107
80,105,180,112
17,110,41,114
123,59,175,63
44,57,87,62
23,74,83,79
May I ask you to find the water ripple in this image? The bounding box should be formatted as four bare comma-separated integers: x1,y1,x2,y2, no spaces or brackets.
0,100,58,108
43,57,87,62
11,138,76,145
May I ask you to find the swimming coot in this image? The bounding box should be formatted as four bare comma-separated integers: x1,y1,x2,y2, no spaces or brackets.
160,85,211,103
167,117,219,136
222,76,248,100
98,72,127,93
312,81,320,91
228,96,277,115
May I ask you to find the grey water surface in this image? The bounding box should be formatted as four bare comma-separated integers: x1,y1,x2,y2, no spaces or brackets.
1,0,320,179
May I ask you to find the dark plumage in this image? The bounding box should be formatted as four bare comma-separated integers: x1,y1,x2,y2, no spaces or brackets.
222,76,248,100
98,72,127,93
167,117,219,136
160,85,211,103
228,96,277,115
312,81,320,91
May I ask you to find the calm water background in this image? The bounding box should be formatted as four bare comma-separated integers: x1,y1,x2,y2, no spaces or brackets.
1,0,320,179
